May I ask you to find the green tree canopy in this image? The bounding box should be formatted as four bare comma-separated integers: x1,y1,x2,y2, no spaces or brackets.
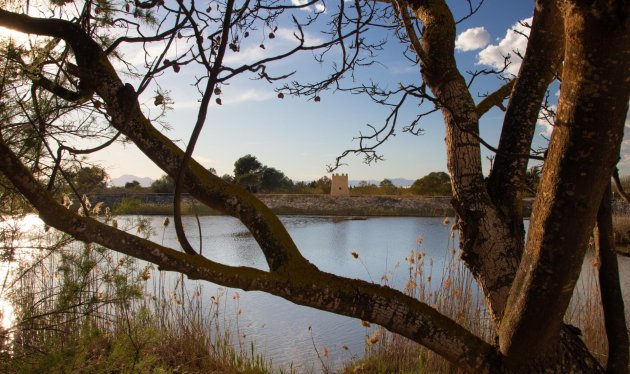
150,175,175,193
234,155,263,178
411,172,451,196
69,165,109,194
260,167,293,192
124,180,141,189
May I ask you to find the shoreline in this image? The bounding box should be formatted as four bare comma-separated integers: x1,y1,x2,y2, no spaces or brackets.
87,193,538,217
90,192,461,217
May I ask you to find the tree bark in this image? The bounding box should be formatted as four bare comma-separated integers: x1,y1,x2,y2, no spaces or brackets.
409,0,520,321
499,0,630,364
1,1,628,372
596,183,629,374
487,0,564,258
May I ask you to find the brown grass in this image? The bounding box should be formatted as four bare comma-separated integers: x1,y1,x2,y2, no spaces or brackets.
345,230,615,373
0,218,284,374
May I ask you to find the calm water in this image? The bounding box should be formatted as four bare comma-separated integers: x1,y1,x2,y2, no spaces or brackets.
150,215,459,370
2,215,629,372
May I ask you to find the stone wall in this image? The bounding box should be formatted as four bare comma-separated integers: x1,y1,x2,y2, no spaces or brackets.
258,194,453,216
90,193,455,216
89,193,534,217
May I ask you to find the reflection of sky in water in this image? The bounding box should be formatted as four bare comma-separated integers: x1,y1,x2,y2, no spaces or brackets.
148,215,460,370
1,215,48,331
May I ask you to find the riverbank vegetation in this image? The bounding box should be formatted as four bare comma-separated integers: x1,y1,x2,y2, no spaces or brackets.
0,217,281,374
0,216,616,373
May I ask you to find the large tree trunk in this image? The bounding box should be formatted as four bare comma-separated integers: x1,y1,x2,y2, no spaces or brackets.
411,0,628,371
409,0,521,322
487,0,564,259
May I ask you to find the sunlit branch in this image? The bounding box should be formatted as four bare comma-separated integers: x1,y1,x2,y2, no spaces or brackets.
476,79,514,117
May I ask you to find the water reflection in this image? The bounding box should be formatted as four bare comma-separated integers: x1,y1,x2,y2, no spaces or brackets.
148,215,460,369
1,215,629,371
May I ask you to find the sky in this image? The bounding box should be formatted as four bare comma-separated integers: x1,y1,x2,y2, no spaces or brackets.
2,0,628,183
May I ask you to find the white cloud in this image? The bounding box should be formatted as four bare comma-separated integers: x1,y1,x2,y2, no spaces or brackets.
222,44,266,65
291,0,326,13
477,17,532,75
275,27,324,46
455,26,490,52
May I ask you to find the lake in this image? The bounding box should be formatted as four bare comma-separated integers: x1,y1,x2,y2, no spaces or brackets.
2,215,629,372
142,215,630,371
149,215,461,371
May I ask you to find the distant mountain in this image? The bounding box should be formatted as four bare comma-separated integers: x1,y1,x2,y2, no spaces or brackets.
110,174,154,187
349,178,415,187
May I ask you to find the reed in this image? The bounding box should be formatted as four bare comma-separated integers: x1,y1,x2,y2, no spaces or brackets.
0,217,285,374
344,227,613,373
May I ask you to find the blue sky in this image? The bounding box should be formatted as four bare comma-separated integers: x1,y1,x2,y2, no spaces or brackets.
7,0,601,182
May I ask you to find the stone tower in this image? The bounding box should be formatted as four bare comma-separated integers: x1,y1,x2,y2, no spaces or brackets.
330,173,349,196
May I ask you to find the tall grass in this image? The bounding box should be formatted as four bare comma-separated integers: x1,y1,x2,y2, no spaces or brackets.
0,217,285,374
343,227,493,373
344,225,614,373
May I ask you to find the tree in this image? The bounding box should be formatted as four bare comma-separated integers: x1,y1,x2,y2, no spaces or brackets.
124,180,141,189
0,1,628,372
379,179,394,188
236,172,261,193
69,165,109,194
150,175,175,193
524,166,541,196
315,176,331,194
411,172,451,196
378,178,397,194
260,167,293,192
234,155,263,179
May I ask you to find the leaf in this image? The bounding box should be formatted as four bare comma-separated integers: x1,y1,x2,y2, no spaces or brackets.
244,31,249,38
214,87,222,95
216,98,222,105
314,96,321,102
268,32,275,39
173,64,180,73
277,92,284,99
259,44,265,49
